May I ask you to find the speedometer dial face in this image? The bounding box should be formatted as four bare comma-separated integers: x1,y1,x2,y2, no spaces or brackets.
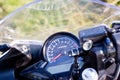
43,32,80,65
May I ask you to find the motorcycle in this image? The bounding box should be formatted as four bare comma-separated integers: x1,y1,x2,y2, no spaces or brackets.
0,0,120,80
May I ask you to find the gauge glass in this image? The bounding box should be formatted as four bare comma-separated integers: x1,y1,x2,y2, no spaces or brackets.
44,33,79,65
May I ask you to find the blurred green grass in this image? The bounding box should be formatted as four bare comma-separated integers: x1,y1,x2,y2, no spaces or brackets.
0,0,32,19
0,0,120,19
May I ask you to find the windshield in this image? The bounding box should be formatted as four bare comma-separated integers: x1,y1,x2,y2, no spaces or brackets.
0,0,120,43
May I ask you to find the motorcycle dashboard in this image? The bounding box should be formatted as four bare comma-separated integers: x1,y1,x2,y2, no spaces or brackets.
42,32,84,75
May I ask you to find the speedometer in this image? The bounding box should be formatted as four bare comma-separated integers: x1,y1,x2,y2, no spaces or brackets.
43,32,80,65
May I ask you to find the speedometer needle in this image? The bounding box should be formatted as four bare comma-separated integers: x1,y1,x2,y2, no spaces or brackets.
51,53,62,62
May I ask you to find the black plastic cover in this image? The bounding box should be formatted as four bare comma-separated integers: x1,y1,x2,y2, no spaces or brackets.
0,48,31,80
79,25,108,43
20,60,53,80
112,32,120,63
112,21,120,29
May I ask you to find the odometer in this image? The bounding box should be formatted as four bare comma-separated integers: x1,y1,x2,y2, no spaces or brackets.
43,32,80,65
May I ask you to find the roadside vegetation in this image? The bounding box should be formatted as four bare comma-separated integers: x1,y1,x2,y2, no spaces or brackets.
0,0,32,19
0,0,120,19
0,0,120,43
